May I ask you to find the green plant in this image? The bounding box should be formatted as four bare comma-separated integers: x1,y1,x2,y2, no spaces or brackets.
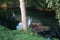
0,25,58,40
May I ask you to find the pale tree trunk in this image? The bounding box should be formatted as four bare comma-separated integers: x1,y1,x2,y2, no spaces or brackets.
19,0,27,30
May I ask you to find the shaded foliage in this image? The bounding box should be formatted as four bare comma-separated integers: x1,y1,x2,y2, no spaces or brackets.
0,25,58,40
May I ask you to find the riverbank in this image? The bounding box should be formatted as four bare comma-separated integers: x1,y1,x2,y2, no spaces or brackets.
0,25,58,40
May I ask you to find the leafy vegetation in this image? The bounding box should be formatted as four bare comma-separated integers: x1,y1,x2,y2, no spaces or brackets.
0,25,58,40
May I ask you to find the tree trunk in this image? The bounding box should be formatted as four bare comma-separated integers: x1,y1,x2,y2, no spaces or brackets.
19,0,27,30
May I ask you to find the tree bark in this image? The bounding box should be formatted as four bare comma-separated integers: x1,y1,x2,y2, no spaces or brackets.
19,0,27,30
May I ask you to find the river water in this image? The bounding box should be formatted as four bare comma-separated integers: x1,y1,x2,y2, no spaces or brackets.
0,7,59,30
0,8,60,39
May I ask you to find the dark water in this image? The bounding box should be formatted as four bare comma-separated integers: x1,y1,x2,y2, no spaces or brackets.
0,7,59,31
0,7,60,39
0,7,59,30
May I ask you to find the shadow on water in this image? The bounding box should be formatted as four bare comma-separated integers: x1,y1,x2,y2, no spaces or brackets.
27,8,59,27
27,8,60,39
0,16,19,30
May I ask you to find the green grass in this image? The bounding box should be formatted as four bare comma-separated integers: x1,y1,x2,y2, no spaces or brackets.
0,25,58,40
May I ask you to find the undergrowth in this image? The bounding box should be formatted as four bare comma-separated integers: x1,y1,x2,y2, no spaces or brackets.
0,25,58,40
